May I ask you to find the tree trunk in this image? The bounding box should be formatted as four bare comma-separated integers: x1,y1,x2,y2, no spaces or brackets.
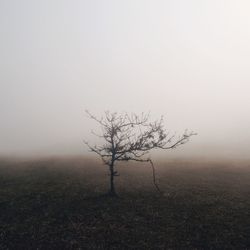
109,163,116,196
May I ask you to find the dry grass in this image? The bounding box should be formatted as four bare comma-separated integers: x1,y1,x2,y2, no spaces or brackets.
1,156,250,249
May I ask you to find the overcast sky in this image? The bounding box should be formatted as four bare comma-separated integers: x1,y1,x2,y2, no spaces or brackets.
1,0,250,159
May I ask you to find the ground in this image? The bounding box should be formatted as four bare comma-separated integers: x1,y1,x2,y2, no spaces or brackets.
0,157,250,249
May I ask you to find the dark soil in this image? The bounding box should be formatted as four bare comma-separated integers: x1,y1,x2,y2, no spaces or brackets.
1,157,250,249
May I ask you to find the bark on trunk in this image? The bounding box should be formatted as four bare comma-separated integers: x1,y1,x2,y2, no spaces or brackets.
109,163,116,196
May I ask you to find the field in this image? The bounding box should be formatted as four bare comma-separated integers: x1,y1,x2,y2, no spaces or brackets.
1,156,250,249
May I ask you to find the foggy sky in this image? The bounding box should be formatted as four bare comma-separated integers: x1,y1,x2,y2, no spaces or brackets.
1,0,250,159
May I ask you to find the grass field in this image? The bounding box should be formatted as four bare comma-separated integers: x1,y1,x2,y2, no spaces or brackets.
1,156,250,249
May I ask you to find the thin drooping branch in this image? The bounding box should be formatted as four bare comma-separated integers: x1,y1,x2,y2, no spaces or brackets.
149,159,162,194
119,156,162,193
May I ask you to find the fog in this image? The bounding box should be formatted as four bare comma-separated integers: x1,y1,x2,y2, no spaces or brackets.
0,0,250,159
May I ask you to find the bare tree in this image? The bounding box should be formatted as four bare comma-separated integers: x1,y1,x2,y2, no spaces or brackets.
84,110,196,196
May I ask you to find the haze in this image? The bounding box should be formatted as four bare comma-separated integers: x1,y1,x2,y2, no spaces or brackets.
1,0,250,159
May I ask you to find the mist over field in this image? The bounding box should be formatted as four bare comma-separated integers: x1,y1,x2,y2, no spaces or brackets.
1,1,250,249
1,0,250,160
